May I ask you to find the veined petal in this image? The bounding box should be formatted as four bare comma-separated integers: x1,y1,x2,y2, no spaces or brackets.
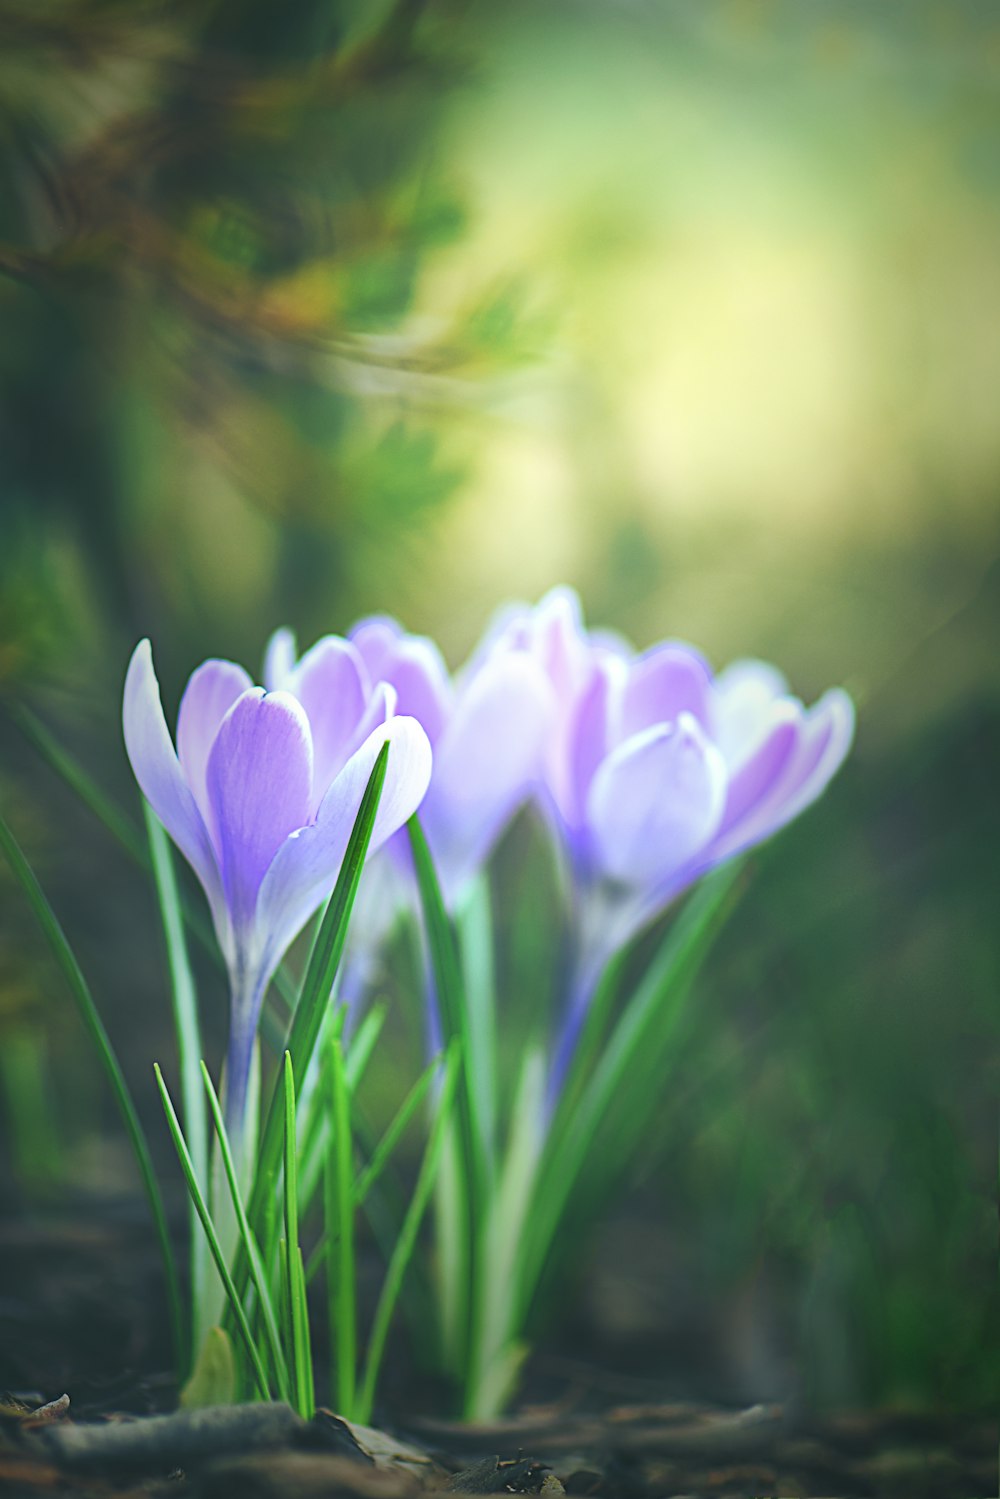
287,636,371,810
255,715,432,968
263,627,297,691
123,640,221,912
176,659,253,833
620,643,713,740
422,653,553,902
205,689,314,935
587,713,727,887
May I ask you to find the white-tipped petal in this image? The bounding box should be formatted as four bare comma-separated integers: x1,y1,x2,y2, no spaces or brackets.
176,658,254,832
123,640,222,916
263,627,298,692
255,714,432,966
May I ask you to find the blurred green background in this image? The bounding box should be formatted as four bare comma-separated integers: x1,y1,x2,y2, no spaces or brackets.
1,0,997,1416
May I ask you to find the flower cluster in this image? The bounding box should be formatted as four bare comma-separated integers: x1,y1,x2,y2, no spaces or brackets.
121,587,854,1420
124,589,853,1130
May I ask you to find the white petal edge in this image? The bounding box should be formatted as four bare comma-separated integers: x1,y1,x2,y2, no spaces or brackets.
122,640,225,929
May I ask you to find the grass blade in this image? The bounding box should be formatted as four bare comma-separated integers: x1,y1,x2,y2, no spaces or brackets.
467,1046,546,1419
353,1055,438,1209
8,703,146,861
304,1055,438,1285
144,805,208,1353
408,818,486,1378
325,1035,356,1415
356,1040,461,1422
0,811,185,1374
455,873,498,1164
282,1052,314,1418
298,999,388,1217
246,742,389,1250
153,1064,269,1399
344,1002,387,1091
408,819,488,1186
519,862,745,1322
199,1063,291,1404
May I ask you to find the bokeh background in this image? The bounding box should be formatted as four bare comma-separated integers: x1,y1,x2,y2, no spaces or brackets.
1,0,997,1418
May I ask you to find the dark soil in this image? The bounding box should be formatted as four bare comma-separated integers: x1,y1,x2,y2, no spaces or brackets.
1,1198,995,1499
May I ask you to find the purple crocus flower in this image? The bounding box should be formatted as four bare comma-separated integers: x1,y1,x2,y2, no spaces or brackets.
481,588,855,1088
123,638,432,1138
267,615,553,1035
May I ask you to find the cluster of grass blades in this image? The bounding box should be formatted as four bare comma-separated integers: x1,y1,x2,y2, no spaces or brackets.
1,717,458,1418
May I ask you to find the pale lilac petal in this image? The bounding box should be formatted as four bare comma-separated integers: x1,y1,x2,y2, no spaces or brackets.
711,659,790,768
713,704,802,847
422,654,553,902
263,628,297,692
620,643,713,739
351,616,452,746
123,640,221,911
586,713,727,886
532,586,590,705
349,616,405,682
205,689,314,934
709,689,854,860
383,643,451,745
556,657,618,833
176,659,253,832
459,597,534,681
255,715,432,965
353,679,397,750
761,687,855,829
589,627,634,660
287,637,371,809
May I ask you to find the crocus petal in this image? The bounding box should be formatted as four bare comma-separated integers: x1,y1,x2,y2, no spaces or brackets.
555,656,618,835
760,687,855,830
255,715,432,968
620,643,713,739
349,616,405,682
176,659,254,832
711,658,790,768
351,616,453,747
532,585,591,705
709,688,854,860
586,713,727,887
711,704,802,850
287,637,371,810
263,628,297,692
205,689,314,935
123,641,222,915
422,654,553,902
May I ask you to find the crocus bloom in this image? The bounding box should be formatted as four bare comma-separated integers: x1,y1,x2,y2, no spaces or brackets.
479,588,855,1085
348,615,554,906
265,616,554,1034
123,638,432,1137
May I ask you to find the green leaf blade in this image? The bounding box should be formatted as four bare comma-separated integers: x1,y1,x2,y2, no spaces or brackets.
154,1064,269,1399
